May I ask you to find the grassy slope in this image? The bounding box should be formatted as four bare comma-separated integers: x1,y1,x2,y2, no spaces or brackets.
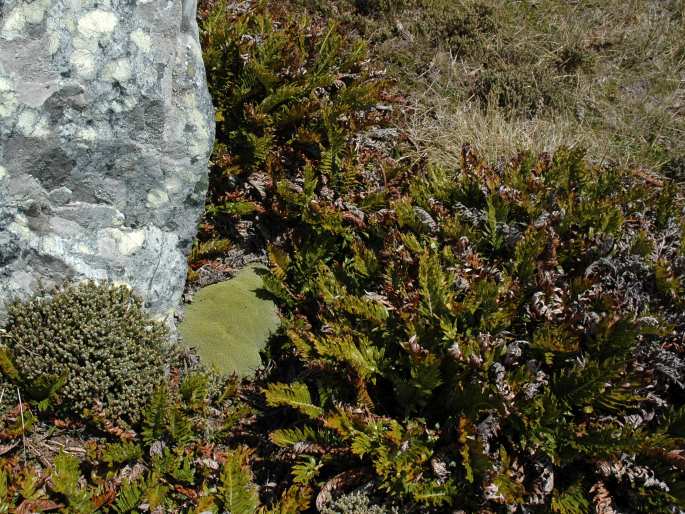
294,0,685,172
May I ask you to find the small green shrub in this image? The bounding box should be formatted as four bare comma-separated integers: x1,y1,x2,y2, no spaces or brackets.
1,282,166,425
0,378,17,424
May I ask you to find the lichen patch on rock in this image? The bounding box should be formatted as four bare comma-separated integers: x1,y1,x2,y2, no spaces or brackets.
77,10,118,38
0,75,17,118
102,58,132,82
130,29,151,52
146,189,170,209
1,0,50,39
71,49,97,79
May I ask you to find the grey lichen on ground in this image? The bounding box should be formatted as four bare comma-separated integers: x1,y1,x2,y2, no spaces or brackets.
320,488,399,514
179,265,279,376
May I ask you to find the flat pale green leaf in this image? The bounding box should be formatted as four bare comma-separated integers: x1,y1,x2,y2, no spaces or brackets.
180,266,280,376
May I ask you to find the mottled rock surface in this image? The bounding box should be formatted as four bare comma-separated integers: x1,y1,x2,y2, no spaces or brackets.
0,0,215,324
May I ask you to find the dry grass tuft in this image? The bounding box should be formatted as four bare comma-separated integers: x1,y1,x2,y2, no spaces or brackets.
291,0,685,171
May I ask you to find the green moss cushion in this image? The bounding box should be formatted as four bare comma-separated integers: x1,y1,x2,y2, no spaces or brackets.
179,266,280,376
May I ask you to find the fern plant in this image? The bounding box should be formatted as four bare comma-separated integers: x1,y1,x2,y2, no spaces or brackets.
0,351,263,513
257,144,685,512
196,0,387,253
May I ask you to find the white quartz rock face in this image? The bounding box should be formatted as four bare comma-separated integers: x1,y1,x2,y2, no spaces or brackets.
0,0,215,325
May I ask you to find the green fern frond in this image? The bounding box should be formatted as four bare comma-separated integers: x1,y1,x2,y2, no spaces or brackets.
189,239,233,263
270,425,338,448
261,84,305,113
101,441,143,466
268,245,291,280
166,407,195,446
179,372,210,408
51,452,94,513
142,385,168,444
418,251,452,318
114,479,144,514
219,446,259,514
0,468,8,505
170,454,196,485
314,334,385,381
50,452,82,497
263,485,312,514
551,482,591,514
292,456,322,485
264,382,323,418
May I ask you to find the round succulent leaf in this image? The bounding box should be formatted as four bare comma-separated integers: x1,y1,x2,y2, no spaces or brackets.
179,266,280,376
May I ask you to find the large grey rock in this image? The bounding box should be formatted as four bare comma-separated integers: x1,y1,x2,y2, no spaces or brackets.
0,0,214,325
